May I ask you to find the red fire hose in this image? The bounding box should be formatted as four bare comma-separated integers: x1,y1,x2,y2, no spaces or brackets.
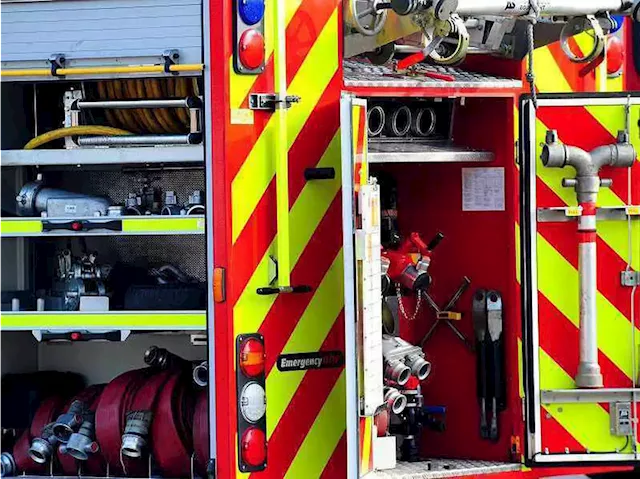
150,372,194,478
95,369,150,475
193,390,209,477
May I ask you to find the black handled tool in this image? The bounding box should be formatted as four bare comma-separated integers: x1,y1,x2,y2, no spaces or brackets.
487,290,504,442
472,290,489,439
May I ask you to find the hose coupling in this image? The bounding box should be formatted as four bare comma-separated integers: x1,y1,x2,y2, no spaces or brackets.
0,452,16,477
52,400,87,443
28,423,58,464
144,345,189,370
384,359,411,386
193,361,208,387
384,387,408,414
62,414,99,461
405,353,432,380
121,410,153,458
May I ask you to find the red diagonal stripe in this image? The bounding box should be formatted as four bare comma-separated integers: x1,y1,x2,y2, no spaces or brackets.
260,194,343,375
540,408,584,453
320,432,347,479
230,179,276,304
536,105,636,201
250,312,344,479
538,292,631,389
230,73,341,306
227,0,339,181
546,41,596,93
537,177,632,321
288,72,341,205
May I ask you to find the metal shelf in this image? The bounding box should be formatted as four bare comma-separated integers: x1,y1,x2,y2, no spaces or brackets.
1,215,205,238
368,141,494,164
1,310,206,332
1,145,204,167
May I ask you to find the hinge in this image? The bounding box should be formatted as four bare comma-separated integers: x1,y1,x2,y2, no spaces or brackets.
249,93,300,111
207,458,216,479
621,270,640,287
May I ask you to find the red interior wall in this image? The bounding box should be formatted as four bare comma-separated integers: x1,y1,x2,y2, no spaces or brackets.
373,97,521,461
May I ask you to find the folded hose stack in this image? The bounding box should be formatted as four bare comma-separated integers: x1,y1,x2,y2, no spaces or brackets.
1,347,209,478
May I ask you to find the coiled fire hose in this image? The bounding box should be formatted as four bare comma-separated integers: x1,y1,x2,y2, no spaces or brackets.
2,348,207,478
96,78,197,134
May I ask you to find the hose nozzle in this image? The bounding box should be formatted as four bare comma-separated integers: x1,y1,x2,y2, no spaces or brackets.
61,414,99,461
28,423,58,464
52,400,86,443
144,345,189,370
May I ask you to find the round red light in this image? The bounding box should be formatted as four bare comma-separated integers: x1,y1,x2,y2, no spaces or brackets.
70,332,81,341
239,338,265,377
240,426,266,467
72,222,82,231
238,29,264,70
606,36,625,76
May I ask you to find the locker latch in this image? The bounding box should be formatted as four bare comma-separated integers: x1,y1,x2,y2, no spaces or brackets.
249,93,300,111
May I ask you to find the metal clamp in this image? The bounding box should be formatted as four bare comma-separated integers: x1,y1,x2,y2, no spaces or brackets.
49,54,66,77
249,93,301,111
621,271,640,287
163,49,180,74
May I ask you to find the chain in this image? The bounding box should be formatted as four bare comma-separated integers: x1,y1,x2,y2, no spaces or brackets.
396,284,422,321
526,0,540,109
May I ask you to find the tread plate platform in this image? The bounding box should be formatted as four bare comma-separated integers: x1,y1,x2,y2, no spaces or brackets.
344,60,522,95
369,459,521,478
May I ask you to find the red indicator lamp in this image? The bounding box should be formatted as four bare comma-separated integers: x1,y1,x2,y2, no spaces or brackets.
239,337,265,377
238,30,265,71
240,427,267,467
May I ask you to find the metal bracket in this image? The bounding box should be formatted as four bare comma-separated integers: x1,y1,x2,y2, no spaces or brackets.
541,388,640,404
537,205,640,223
163,49,180,74
249,93,301,111
621,271,640,287
49,53,66,77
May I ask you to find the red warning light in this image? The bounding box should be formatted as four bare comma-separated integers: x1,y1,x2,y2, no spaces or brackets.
238,29,265,70
240,426,266,467
71,222,82,231
239,338,265,377
70,332,81,341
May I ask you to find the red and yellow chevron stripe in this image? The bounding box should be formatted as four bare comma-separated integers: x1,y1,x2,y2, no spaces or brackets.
517,33,640,456
219,0,346,477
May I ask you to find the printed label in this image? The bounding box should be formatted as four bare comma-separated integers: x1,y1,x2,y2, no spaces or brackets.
277,351,344,372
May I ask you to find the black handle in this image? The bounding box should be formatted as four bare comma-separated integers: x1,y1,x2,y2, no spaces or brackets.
304,167,335,181
42,219,123,232
427,232,445,251
256,285,312,295
476,340,489,439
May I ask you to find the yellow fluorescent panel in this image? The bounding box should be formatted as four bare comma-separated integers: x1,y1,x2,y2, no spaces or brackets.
1,311,206,330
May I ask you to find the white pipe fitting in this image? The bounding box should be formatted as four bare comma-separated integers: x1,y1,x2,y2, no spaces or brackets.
541,130,635,388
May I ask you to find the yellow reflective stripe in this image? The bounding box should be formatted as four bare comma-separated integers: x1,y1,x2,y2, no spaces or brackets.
123,217,205,233
517,338,525,399
233,132,341,335
284,371,346,479
0,218,204,236
1,219,42,235
532,47,572,93
360,416,373,474
539,348,624,451
231,10,339,242
229,0,304,109
536,232,640,378
515,221,521,285
265,251,344,436
1,311,206,330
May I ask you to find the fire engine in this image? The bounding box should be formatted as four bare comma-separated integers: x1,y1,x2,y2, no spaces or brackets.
1,0,639,478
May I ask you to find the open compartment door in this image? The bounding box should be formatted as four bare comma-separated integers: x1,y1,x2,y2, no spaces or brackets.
520,93,640,465
341,94,385,478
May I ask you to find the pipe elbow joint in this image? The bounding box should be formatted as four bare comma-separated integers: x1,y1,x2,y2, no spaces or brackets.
540,142,568,168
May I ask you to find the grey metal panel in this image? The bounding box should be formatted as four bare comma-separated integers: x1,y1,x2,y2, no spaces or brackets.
1,0,202,66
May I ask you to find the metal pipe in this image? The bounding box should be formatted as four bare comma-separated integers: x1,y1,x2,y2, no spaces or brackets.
367,105,386,137
384,105,412,137
541,130,635,388
75,97,201,110
455,0,627,16
411,107,437,137
77,133,200,146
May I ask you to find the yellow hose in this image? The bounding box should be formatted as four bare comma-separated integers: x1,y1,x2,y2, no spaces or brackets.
24,126,132,150
1,64,204,77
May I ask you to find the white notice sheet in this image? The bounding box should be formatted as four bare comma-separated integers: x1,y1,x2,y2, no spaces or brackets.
462,167,505,212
